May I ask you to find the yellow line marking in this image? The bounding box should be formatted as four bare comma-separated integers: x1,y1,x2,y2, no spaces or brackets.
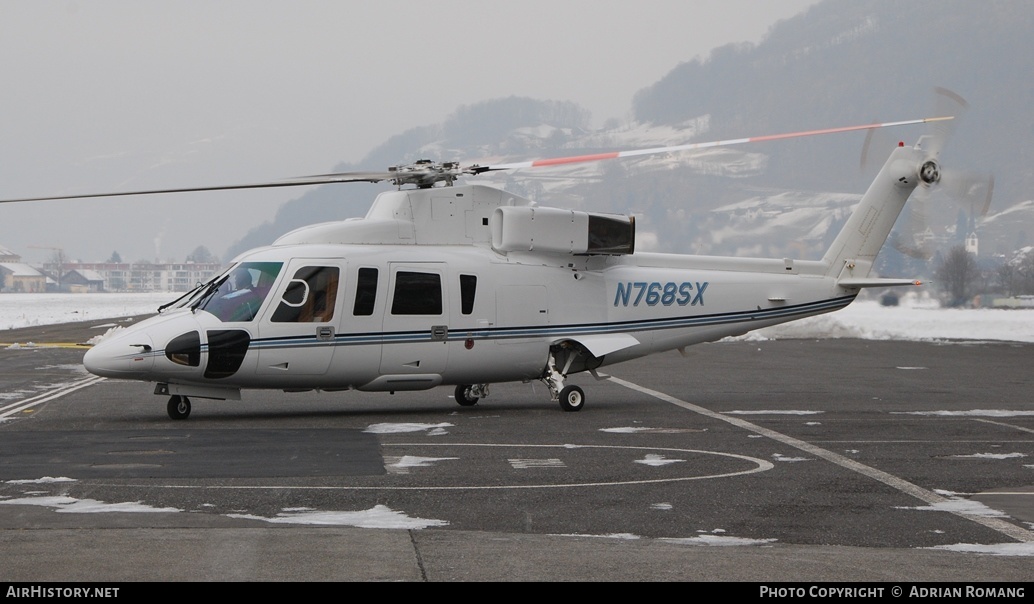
0,343,92,349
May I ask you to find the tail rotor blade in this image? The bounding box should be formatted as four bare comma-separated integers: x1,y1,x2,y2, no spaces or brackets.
925,87,969,158
894,188,934,260
940,170,995,217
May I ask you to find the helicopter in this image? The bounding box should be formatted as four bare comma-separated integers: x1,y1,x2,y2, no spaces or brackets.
1,111,977,420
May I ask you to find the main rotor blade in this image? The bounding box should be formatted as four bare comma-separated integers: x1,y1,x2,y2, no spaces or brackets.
0,171,395,204
1,115,956,203
475,117,954,173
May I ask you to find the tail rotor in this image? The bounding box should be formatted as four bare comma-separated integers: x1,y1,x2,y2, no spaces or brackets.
890,88,992,260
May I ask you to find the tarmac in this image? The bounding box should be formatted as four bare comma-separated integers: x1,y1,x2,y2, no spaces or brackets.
1,317,1031,582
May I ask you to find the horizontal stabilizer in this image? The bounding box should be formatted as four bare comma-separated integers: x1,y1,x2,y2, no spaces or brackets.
838,278,922,289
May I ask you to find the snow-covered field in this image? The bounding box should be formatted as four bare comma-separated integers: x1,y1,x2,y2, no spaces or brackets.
749,299,1034,343
0,293,173,331
1,291,1033,343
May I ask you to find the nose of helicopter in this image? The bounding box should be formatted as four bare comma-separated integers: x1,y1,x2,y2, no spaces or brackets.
83,333,155,378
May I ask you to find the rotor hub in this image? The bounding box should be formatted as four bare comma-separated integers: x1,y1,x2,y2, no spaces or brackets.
919,160,940,185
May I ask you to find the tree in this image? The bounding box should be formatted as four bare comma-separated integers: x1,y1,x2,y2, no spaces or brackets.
107,250,122,263
935,245,979,307
1020,253,1034,294
995,262,1018,297
47,249,68,291
186,245,217,264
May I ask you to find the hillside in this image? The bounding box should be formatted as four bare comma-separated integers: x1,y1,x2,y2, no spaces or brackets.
226,0,1034,280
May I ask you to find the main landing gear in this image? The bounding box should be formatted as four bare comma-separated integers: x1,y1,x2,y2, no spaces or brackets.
167,395,191,420
453,380,584,412
557,385,585,412
541,349,586,412
454,346,593,412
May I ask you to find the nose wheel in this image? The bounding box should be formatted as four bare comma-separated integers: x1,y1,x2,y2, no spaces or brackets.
454,384,489,407
167,395,191,420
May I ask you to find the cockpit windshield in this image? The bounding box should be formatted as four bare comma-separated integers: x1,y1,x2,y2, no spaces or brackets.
194,262,283,322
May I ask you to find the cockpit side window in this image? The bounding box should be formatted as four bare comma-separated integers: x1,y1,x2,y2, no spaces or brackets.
199,262,282,322
271,266,340,323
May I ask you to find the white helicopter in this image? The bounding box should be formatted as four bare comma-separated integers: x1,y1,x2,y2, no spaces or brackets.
2,112,973,419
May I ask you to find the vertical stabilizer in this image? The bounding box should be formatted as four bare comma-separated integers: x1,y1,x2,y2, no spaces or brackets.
822,142,934,282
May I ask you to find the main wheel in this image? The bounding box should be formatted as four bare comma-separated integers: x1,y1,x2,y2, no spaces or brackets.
167,395,191,420
558,385,585,412
454,384,479,406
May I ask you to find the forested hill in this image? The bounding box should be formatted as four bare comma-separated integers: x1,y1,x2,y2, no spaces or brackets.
227,0,1033,266
632,0,1033,199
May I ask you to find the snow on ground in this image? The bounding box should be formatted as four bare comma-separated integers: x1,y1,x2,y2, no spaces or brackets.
0,293,172,331
661,534,778,546
924,542,1034,556
738,291,1034,343
1,291,1033,343
0,495,181,514
745,299,1034,343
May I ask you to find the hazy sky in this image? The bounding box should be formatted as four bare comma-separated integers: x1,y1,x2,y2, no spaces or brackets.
0,0,818,265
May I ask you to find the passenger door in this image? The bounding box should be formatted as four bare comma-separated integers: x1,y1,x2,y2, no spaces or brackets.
379,263,449,378
256,259,342,376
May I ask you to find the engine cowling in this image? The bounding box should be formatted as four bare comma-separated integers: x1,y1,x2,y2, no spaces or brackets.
490,206,635,255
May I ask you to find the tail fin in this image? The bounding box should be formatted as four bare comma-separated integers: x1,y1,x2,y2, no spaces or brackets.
822,141,937,283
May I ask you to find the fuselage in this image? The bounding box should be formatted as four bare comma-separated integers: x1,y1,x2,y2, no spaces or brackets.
83,241,851,394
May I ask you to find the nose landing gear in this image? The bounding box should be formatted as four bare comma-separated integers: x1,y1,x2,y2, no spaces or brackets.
454,383,489,406
167,395,191,420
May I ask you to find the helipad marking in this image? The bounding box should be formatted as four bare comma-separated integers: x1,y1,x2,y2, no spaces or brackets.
383,456,458,475
96,443,773,491
509,458,565,469
0,376,105,419
972,418,1034,435
609,376,1034,544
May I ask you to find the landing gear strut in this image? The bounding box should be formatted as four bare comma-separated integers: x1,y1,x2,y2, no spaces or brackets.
167,395,191,420
541,348,586,412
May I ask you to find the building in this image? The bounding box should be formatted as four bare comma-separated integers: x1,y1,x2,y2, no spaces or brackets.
62,269,106,293
0,245,47,292
0,262,47,292
0,244,20,263
965,231,979,256
62,261,222,292
0,243,222,293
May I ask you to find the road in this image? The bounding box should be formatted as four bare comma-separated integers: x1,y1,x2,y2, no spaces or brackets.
1,318,1032,581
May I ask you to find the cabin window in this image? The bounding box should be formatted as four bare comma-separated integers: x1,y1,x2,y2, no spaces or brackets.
460,274,477,315
391,271,442,315
271,266,339,323
352,268,378,316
